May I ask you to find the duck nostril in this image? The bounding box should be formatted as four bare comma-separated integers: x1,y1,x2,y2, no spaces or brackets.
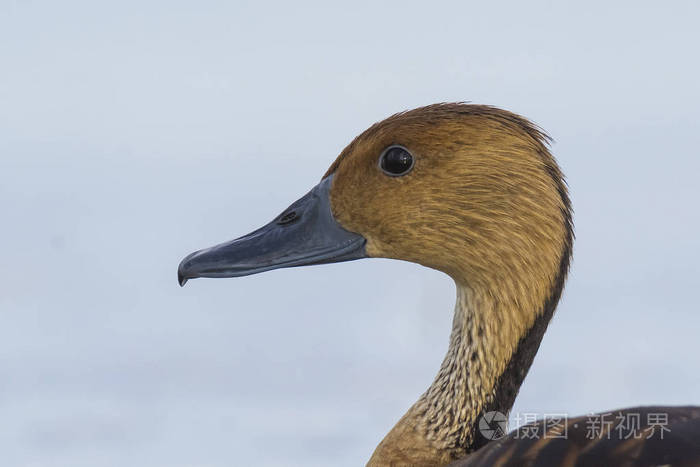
277,210,299,225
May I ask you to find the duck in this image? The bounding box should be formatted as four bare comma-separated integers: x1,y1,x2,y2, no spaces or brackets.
177,103,700,466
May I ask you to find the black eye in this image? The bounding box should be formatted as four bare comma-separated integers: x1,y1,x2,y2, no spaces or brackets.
379,145,414,176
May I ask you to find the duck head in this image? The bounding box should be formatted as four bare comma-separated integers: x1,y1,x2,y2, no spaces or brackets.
178,103,573,465
179,104,569,298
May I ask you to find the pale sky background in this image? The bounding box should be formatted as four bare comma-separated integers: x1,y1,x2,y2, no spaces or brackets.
1,1,699,466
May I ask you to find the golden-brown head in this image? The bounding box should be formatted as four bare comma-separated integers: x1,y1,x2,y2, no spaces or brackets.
328,103,571,315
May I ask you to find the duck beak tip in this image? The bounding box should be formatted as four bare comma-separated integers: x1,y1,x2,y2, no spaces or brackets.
177,263,190,287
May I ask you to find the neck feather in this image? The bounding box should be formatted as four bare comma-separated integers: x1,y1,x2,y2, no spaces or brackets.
367,281,560,466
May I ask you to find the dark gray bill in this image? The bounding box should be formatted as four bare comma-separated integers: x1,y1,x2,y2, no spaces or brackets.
177,175,366,286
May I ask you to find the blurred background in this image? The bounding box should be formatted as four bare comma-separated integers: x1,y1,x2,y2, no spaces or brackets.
1,1,699,466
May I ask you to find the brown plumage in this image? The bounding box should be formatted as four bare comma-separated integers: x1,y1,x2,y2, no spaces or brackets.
179,103,700,466
451,406,700,467
328,103,573,465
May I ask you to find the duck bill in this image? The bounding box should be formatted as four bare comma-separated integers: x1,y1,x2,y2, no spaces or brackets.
177,175,366,286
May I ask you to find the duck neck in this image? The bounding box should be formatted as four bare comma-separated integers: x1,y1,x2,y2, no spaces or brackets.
368,282,556,466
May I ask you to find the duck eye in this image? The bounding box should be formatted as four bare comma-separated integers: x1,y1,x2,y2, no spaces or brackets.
379,145,414,176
